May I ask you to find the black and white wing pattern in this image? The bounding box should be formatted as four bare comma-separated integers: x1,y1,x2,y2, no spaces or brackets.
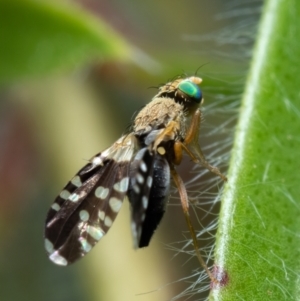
128,147,170,248
44,134,137,266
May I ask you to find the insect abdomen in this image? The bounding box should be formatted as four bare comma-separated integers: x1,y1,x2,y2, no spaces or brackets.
128,147,170,248
139,153,170,247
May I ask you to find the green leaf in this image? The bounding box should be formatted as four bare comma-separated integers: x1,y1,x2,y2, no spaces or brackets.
0,0,130,83
211,0,300,299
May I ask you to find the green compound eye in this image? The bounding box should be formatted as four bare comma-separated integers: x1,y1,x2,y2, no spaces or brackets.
178,81,202,103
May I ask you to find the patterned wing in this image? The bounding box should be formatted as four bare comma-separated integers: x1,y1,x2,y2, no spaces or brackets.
45,134,137,266
128,147,170,248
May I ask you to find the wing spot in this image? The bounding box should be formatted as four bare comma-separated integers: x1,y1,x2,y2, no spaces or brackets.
104,216,113,227
95,186,109,199
49,251,68,266
109,197,123,213
131,221,138,249
77,221,84,229
44,238,54,253
140,161,147,172
141,213,146,222
92,156,103,166
98,210,105,220
136,173,144,184
113,177,129,193
142,196,148,209
147,176,153,188
87,226,105,241
51,203,60,211
71,175,82,187
79,237,92,252
60,190,71,200
79,210,89,222
68,193,80,202
133,184,140,194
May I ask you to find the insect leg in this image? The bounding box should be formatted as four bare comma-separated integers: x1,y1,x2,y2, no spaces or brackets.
173,141,183,165
184,108,202,145
170,165,217,283
183,108,227,181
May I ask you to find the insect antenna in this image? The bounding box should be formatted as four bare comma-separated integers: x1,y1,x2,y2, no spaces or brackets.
194,63,210,76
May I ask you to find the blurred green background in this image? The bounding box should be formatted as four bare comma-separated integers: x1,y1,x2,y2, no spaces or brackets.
0,0,260,300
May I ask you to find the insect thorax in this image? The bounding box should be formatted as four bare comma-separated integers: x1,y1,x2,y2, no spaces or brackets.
133,97,186,139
